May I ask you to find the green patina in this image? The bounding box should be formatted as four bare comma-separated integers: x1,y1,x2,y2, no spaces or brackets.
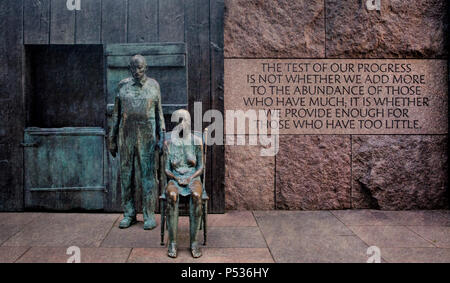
109,55,166,230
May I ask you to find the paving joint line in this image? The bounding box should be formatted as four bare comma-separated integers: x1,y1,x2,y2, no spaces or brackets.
1,213,41,246
251,211,277,263
328,210,357,236
98,214,121,248
125,247,134,263
13,246,32,263
404,225,440,248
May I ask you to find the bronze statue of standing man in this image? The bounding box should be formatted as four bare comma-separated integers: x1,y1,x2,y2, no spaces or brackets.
108,55,165,230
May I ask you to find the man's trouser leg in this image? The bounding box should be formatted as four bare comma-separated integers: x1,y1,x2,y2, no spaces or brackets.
138,140,157,229
119,144,136,227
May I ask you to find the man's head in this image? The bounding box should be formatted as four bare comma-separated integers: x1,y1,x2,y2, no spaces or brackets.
129,55,147,81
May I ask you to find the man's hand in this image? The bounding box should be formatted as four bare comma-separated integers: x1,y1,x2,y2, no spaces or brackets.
157,138,164,154
108,140,118,158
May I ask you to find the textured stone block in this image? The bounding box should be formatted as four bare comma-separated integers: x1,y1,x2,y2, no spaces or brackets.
0,247,29,263
348,226,434,248
326,0,448,58
254,211,367,263
16,247,131,263
381,248,450,263
408,226,450,248
276,135,351,209
352,135,448,209
3,214,119,247
225,138,275,210
224,0,325,58
128,248,274,263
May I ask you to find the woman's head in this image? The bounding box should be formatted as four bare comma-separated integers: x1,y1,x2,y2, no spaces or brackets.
171,109,191,141
172,109,191,134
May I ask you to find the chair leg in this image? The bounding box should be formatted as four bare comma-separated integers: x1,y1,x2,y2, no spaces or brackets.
202,200,207,246
160,199,165,246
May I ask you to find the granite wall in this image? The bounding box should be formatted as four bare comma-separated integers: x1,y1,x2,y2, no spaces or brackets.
223,0,449,210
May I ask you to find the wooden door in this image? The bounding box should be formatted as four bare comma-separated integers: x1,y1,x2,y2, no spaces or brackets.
0,0,224,213
23,128,105,210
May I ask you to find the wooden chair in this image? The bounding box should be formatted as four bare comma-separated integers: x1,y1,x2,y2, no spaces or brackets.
159,128,209,246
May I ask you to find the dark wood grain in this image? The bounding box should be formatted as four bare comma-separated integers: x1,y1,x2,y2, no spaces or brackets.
185,0,215,212
105,42,186,55
101,0,127,43
0,1,24,211
102,0,128,211
76,0,102,43
209,0,225,213
24,0,51,44
1,0,225,213
159,0,184,42
50,0,75,44
127,0,158,43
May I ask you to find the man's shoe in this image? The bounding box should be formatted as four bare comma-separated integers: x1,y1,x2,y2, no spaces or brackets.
143,217,157,230
119,217,137,229
190,241,202,258
168,242,177,258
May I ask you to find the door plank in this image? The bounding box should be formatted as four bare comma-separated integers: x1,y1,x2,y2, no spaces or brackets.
101,0,127,43
209,0,225,213
127,0,158,43
0,1,24,211
76,0,102,44
102,0,128,211
50,0,75,44
105,42,186,55
24,0,51,44
24,128,105,211
185,0,214,211
159,0,185,42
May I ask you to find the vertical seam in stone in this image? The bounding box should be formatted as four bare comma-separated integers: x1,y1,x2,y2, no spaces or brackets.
350,135,353,209
13,246,32,263
125,247,134,263
324,0,327,58
274,145,277,210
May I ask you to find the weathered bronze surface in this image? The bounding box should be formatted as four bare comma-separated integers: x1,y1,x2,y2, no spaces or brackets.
164,110,205,258
109,55,165,230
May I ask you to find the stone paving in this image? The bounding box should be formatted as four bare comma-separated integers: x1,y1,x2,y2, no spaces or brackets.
0,210,448,263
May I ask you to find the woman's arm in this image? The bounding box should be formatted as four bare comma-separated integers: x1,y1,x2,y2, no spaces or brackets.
182,136,204,185
164,141,179,183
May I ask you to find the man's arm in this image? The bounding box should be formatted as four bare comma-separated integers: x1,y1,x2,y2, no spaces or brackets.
155,82,166,150
108,95,121,157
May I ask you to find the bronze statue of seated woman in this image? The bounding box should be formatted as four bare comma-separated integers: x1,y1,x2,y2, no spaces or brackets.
163,109,205,258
